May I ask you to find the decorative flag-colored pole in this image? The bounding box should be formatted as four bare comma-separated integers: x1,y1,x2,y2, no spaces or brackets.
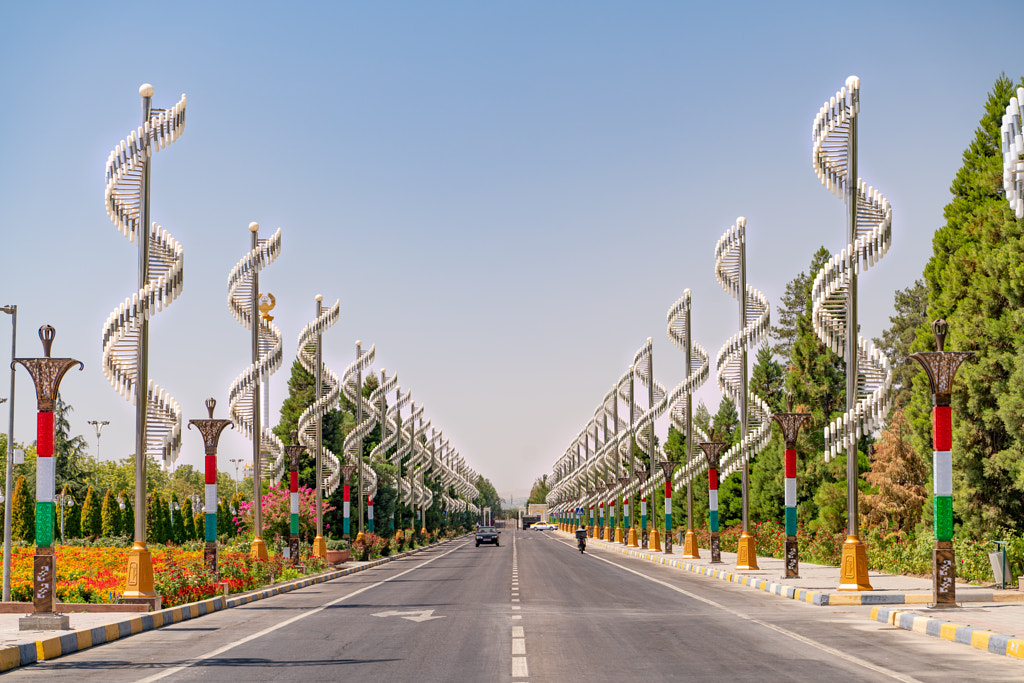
341,464,357,540
908,319,972,606
285,430,304,563
187,398,233,576
14,326,82,630
659,460,676,553
812,76,893,591
770,395,811,579
698,441,727,564
104,83,185,609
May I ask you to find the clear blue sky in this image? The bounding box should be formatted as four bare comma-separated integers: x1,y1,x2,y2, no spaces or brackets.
0,1,1018,502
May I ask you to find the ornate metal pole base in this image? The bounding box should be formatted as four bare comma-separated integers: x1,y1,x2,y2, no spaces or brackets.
682,530,700,559
123,542,162,610
933,540,956,607
250,536,268,562
784,537,799,579
837,535,872,591
288,535,300,566
736,531,759,570
18,548,68,631
204,541,218,575
709,531,722,564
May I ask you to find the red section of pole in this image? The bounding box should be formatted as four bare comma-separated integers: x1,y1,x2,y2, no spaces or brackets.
933,406,952,450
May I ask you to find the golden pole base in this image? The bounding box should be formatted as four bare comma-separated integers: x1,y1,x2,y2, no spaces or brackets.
614,527,623,543
649,528,661,551
355,531,364,543
123,541,161,609
627,528,638,547
250,536,269,561
420,527,427,535
395,529,404,542
311,535,327,558
682,529,700,559
837,535,873,591
603,526,611,541
736,531,759,570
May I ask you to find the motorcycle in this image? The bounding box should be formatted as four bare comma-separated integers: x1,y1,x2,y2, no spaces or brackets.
575,528,587,553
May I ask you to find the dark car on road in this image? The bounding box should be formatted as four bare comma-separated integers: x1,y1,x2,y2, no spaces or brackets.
475,526,500,547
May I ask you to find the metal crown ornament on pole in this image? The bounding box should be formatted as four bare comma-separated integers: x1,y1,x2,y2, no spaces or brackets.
698,441,727,564
228,222,285,562
104,83,186,609
812,76,893,591
771,395,811,579
296,295,341,558
187,398,233,576
14,325,82,630
714,217,772,571
908,320,972,607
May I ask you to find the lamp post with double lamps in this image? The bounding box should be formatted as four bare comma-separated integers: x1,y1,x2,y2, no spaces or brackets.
87,420,109,485
2,304,17,602
13,325,82,630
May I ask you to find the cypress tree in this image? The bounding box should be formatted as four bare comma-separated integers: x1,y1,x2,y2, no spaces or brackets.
170,494,186,544
147,494,163,544
64,496,81,539
101,488,121,537
11,475,34,543
121,491,134,539
81,486,102,538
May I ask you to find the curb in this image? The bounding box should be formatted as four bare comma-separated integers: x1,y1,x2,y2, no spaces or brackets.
870,606,1024,660
0,537,461,673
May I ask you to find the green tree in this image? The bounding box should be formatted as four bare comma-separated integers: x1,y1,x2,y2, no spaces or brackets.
861,408,928,534
81,486,102,538
527,475,549,505
873,280,928,411
908,73,1024,537
170,493,186,544
181,497,196,541
147,494,165,544
63,496,81,539
54,396,92,502
121,491,134,539
101,488,121,537
11,475,34,543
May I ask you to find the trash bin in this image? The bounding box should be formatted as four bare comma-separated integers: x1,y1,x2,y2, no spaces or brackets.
989,540,1008,589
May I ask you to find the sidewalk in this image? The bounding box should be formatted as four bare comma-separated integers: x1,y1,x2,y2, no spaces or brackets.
568,529,1024,659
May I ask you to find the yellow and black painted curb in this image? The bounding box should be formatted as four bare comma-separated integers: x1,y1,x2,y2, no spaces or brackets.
0,536,463,673
870,606,1024,660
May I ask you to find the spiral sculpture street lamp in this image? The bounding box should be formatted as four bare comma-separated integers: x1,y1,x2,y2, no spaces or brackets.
632,338,667,549
367,369,398,532
385,386,410,530
103,84,186,608
665,289,710,557
296,295,341,557
1001,87,1024,219
343,341,378,538
714,217,772,571
228,223,285,561
812,76,893,591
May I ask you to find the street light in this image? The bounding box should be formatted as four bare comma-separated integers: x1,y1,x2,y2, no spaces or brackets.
87,420,110,486
1,304,16,602
230,458,243,497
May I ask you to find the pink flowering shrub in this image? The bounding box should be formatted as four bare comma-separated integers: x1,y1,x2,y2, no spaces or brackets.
234,484,334,541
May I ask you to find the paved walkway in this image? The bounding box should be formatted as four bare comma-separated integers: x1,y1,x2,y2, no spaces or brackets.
570,529,1024,658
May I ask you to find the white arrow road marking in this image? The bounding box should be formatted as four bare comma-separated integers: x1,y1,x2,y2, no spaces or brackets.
372,609,445,622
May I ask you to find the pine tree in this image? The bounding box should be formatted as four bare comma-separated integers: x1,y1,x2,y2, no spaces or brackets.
873,280,929,411
65,496,81,539
170,494,186,544
11,475,34,543
101,488,121,537
861,408,927,534
907,74,1024,537
181,497,196,541
121,491,134,539
53,396,92,502
81,486,102,538
147,494,164,544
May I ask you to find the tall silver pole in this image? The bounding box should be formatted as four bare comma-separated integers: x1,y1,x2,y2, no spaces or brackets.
250,227,262,542
685,312,693,532
739,230,749,534
315,297,324,539
845,109,859,538
647,348,655,530
135,88,152,545
2,304,16,602
355,341,364,535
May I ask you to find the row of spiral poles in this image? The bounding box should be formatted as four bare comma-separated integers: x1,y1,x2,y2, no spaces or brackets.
545,292,710,521
811,76,893,460
342,344,379,501
1001,87,1024,219
102,90,187,466
227,227,286,481
713,218,773,477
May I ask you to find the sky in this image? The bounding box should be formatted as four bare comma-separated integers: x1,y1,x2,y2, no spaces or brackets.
0,1,1019,504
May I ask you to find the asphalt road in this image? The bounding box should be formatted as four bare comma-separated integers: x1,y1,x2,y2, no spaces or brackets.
5,529,1023,682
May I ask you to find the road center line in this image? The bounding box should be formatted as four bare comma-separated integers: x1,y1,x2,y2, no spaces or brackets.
555,536,921,683
136,542,470,683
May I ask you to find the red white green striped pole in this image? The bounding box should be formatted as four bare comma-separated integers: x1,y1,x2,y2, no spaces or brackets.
368,498,375,533
341,465,356,540
698,441,727,564
659,461,676,552
13,326,81,626
283,430,303,563
771,400,811,579
188,398,233,575
908,319,972,606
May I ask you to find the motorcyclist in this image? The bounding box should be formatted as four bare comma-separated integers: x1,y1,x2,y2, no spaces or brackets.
575,525,587,553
